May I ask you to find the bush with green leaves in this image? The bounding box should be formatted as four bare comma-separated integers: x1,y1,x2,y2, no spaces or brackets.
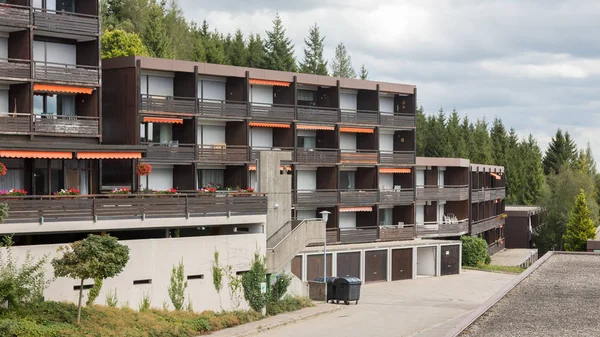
0,236,50,309
168,259,188,311
461,235,490,267
105,289,118,307
86,277,102,306
268,272,292,304
241,253,267,312
0,204,8,223
212,251,223,308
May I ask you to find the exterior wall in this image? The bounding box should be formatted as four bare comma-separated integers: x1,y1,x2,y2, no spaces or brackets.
258,151,292,237
5,234,266,312
505,215,531,249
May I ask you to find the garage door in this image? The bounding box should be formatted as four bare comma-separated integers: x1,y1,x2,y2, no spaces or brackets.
364,250,387,283
391,248,413,281
441,245,460,276
291,256,302,280
337,252,361,278
306,254,332,281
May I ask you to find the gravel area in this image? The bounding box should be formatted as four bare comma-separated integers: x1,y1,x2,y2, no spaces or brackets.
460,253,600,337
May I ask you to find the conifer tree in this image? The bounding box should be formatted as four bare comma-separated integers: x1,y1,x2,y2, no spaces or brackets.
490,118,509,166
416,106,427,156
543,129,578,175
142,2,172,58
246,34,266,68
226,29,247,66
563,189,596,251
331,42,356,78
470,119,492,164
299,23,328,75
423,110,450,157
359,65,369,80
446,109,467,158
263,13,297,72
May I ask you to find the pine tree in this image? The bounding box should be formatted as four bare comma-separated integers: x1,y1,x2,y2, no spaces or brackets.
543,129,578,175
423,110,450,157
263,13,297,72
490,118,509,166
142,2,172,58
574,142,597,176
470,119,492,164
299,23,327,75
563,189,596,251
446,109,467,158
331,42,356,78
359,65,369,80
246,34,266,69
519,135,546,205
226,29,247,66
203,30,227,64
416,105,427,156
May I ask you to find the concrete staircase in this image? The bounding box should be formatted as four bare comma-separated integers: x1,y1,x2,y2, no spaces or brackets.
266,219,325,274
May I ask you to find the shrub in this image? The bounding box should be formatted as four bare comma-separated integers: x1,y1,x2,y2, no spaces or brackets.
266,296,312,316
86,278,102,306
168,259,188,311
268,273,292,304
241,253,267,312
461,235,490,267
211,251,223,308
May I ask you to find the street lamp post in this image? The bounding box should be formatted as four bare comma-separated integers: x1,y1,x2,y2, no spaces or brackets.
319,210,331,302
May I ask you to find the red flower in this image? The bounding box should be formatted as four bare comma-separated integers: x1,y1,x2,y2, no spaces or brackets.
0,163,7,177
136,163,152,176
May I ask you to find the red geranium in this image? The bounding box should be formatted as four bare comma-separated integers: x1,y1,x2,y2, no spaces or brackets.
136,163,152,176
0,162,6,176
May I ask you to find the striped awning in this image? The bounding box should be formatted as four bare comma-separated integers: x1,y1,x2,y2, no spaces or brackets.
297,124,335,131
249,122,290,128
76,152,142,159
490,172,502,180
0,150,72,159
340,206,373,213
249,79,290,87
249,164,291,171
379,168,411,174
33,84,93,95
143,117,183,124
340,127,374,134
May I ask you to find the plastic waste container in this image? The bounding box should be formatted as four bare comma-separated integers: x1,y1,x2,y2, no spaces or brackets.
334,277,361,305
314,277,337,303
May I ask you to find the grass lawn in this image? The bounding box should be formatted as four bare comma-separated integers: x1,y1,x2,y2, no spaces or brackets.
464,264,526,274
0,296,312,337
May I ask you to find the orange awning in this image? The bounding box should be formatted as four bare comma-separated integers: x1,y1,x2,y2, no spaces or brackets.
490,172,501,180
340,127,374,134
143,117,183,124
76,152,142,159
379,168,411,174
297,124,335,131
340,206,373,213
249,165,291,171
33,84,93,95
249,122,290,129
249,79,290,87
0,150,72,159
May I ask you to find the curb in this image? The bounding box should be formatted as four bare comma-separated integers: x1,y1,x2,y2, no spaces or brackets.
227,305,344,337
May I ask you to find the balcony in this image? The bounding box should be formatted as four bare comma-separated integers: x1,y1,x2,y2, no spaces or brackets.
327,226,379,245
0,113,30,135
0,193,268,225
296,106,339,123
198,144,248,163
294,190,338,207
141,95,195,115
339,189,378,205
33,115,99,136
33,9,99,36
379,113,416,129
0,4,30,29
340,110,378,126
488,240,506,256
379,151,415,165
250,103,295,121
339,150,378,165
34,61,99,86
471,216,505,235
490,188,506,200
416,186,470,201
250,147,294,161
198,99,247,119
416,219,469,238
144,143,195,163
295,148,338,165
379,189,414,205
0,59,31,80
379,224,415,241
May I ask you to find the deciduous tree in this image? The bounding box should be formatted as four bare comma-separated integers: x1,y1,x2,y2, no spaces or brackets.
101,29,149,59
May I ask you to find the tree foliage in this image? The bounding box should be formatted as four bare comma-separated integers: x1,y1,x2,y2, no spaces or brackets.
331,42,356,78
461,235,490,267
263,13,296,72
299,23,328,75
86,277,103,306
359,65,369,80
51,234,130,324
563,189,596,251
543,129,578,175
101,29,149,59
241,252,267,312
168,259,188,311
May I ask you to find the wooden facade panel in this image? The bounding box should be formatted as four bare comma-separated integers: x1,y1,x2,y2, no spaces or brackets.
297,107,338,123
339,152,378,165
379,151,415,165
379,114,415,129
380,226,414,241
33,117,99,136
141,96,196,114
337,252,361,278
379,190,414,205
339,191,378,205
416,186,469,201
34,64,99,86
391,248,413,281
250,104,294,121
0,115,30,134
440,245,460,276
365,250,387,283
291,256,303,280
306,254,332,282
199,101,247,118
198,145,248,163
340,110,378,126
295,149,338,164
0,4,30,28
295,190,338,206
0,60,30,80
339,227,378,244
33,11,99,36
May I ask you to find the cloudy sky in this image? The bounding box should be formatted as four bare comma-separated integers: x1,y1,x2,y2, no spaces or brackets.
177,0,600,159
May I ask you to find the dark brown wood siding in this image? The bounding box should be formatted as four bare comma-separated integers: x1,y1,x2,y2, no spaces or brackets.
316,129,337,149
356,167,377,189
76,40,99,67
273,127,294,148
226,77,247,102
291,256,302,280
9,83,31,114
393,205,414,225
440,245,460,276
336,252,361,278
317,167,336,189
306,254,332,281
174,72,197,98
225,121,247,146
505,215,531,249
173,165,195,190
394,130,415,152
102,67,138,145
224,165,247,189
391,248,413,281
273,86,294,105
8,30,29,60
364,250,387,283
76,90,98,118
317,86,338,108
357,89,378,111
357,132,377,150
172,119,195,144
77,0,99,16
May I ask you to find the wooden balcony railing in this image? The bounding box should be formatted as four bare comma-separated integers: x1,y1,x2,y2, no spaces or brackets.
250,103,295,121
250,147,294,161
141,95,195,115
471,215,505,235
336,226,379,244
379,189,414,205
34,61,99,86
144,143,196,162
490,188,506,200
339,150,378,165
380,224,415,241
0,4,30,28
379,151,415,165
198,100,247,118
296,106,339,123
33,115,99,136
416,220,469,238
379,113,416,128
471,189,485,203
198,144,248,163
488,240,505,256
0,193,268,224
0,113,31,135
0,59,31,80
340,110,378,125
416,185,469,201
295,148,338,164
33,8,99,36
339,189,378,205
294,190,338,206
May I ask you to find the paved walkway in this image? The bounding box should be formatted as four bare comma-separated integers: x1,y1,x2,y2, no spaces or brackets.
208,270,515,337
491,249,537,266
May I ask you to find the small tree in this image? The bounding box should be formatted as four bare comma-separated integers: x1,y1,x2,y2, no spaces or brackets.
51,234,130,324
101,29,149,59
461,235,489,267
564,189,596,251
359,65,369,80
168,259,187,311
242,252,267,312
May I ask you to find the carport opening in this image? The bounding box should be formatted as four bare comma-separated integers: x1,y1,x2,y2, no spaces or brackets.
417,246,437,277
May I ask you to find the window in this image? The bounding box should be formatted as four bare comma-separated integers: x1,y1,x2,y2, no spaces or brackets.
141,74,174,97
198,169,224,189
140,123,172,144
0,159,24,191
297,136,316,149
379,208,393,226
297,90,316,106
33,40,76,65
340,171,355,190
34,94,75,116
33,0,75,12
